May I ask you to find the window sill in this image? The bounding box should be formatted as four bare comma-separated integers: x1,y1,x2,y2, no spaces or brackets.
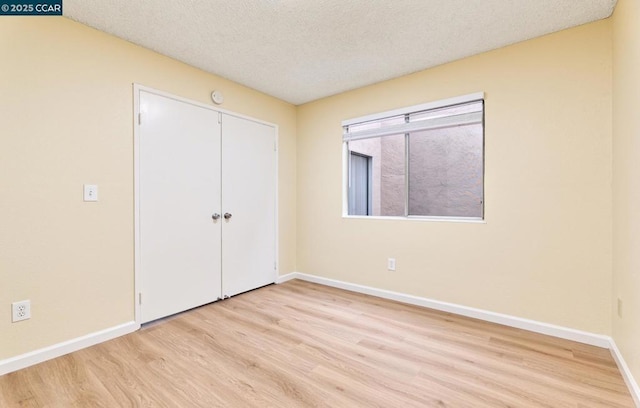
342,215,486,224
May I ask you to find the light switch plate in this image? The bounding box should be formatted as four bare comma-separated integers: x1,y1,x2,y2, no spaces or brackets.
83,184,98,202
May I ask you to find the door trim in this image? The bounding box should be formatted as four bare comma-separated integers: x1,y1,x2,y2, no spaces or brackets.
133,83,279,326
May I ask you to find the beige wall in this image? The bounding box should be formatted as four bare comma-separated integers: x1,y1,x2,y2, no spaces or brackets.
297,21,613,334
0,17,296,360
613,0,640,384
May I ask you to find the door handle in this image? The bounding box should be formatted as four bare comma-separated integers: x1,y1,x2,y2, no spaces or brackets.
224,212,233,220
212,213,221,220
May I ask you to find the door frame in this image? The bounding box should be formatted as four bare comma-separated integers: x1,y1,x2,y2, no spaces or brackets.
133,84,279,326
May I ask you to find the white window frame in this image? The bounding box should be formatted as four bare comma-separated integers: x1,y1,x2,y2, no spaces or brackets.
342,92,485,222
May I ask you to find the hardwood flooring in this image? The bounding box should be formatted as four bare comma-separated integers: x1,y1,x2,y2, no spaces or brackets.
0,280,634,407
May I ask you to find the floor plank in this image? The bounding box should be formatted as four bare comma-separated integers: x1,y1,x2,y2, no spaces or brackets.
0,280,634,407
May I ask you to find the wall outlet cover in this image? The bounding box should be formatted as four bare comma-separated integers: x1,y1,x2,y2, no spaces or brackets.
617,298,623,318
12,300,31,322
83,184,98,202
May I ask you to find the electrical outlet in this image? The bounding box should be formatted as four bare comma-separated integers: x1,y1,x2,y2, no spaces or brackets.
83,184,98,202
387,258,396,271
617,298,623,318
12,300,31,322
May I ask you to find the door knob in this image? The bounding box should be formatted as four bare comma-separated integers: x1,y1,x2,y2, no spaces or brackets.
211,213,221,220
224,212,233,220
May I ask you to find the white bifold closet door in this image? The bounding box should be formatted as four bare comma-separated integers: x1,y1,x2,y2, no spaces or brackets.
138,90,276,324
139,91,222,323
221,113,276,297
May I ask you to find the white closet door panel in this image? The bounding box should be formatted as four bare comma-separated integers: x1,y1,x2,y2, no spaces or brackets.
221,114,276,297
139,91,222,323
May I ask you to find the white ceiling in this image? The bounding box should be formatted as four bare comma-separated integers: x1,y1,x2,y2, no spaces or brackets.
63,0,616,105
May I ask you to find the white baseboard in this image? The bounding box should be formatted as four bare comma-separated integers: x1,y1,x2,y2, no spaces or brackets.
276,272,300,284
0,321,139,376
278,272,640,403
3,275,638,405
281,272,610,347
610,339,640,406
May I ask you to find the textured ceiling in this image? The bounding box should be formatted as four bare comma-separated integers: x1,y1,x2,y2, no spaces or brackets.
63,0,616,105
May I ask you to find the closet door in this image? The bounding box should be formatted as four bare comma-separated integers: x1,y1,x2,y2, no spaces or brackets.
221,114,276,297
139,91,222,323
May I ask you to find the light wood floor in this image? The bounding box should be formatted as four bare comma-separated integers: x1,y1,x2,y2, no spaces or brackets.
0,280,634,407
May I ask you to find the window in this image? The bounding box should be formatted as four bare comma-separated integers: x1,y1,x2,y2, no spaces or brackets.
343,93,484,220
